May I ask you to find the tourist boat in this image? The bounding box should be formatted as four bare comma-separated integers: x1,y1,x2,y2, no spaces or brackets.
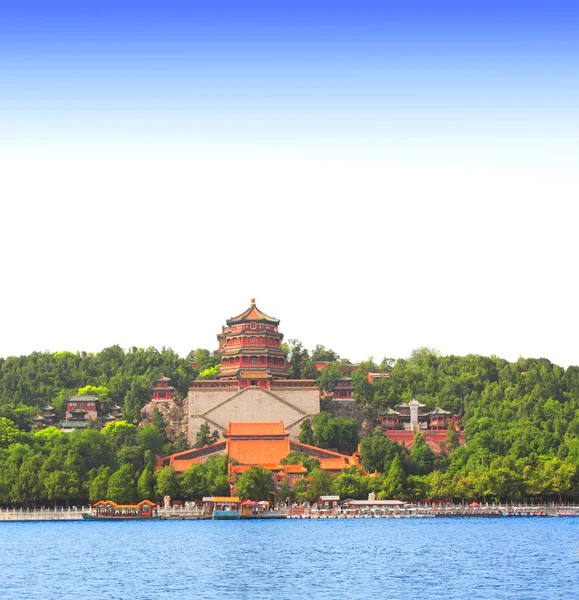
82,500,159,520
208,496,241,520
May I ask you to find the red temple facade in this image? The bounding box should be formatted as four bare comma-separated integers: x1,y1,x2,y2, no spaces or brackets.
378,399,464,452
152,375,175,401
216,298,288,388
32,405,56,430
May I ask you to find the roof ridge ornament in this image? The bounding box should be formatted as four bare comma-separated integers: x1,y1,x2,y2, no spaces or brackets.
250,297,256,306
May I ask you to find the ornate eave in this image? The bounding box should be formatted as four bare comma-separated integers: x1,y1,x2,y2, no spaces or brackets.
226,298,280,326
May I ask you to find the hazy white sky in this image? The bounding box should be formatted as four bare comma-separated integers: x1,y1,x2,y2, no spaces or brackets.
1,154,577,367
1,2,578,368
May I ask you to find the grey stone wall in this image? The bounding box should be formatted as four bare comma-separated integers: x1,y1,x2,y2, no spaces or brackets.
188,384,321,445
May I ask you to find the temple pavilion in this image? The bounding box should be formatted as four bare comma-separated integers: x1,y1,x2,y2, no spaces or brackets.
216,299,289,387
157,421,362,485
378,399,464,451
187,300,320,443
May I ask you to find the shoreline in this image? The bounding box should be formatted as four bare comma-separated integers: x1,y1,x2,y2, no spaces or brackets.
2,505,579,521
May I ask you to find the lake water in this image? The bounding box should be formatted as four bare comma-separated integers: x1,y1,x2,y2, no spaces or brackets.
1,518,579,600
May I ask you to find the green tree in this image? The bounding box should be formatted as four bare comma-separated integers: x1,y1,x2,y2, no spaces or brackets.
89,466,111,502
154,466,180,500
235,466,274,501
123,376,151,423
202,455,231,496
299,419,315,446
150,408,168,438
107,464,137,503
308,413,359,455
195,423,214,448
181,464,207,500
311,345,340,363
193,349,221,370
380,455,406,500
306,468,335,503
136,425,166,455
443,425,460,453
409,434,436,475
317,364,343,394
0,418,26,448
276,477,294,504
292,477,310,502
45,471,70,506
333,469,367,499
198,365,221,380
137,465,155,500
280,451,320,473
359,434,401,474
77,384,110,400
100,421,137,451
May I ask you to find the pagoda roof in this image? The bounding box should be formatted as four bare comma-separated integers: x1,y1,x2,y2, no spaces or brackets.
69,407,87,414
428,407,452,415
42,405,54,411
226,299,280,326
33,415,45,421
109,404,122,411
378,407,401,416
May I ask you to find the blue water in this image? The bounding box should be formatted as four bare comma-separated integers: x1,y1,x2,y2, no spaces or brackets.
1,518,579,600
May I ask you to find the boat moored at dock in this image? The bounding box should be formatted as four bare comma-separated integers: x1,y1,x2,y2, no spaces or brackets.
82,500,159,520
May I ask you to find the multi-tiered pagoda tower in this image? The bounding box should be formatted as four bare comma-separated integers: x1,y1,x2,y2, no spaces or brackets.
217,298,288,386
187,299,320,444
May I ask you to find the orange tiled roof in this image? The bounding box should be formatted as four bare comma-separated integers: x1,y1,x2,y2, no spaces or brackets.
227,299,279,324
282,464,308,474
169,458,204,473
228,438,290,465
261,463,285,471
319,458,351,471
226,422,287,436
230,465,252,474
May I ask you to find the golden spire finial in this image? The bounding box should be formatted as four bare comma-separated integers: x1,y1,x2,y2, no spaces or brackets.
250,297,256,306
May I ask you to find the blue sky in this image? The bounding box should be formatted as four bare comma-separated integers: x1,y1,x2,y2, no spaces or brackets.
1,1,578,366
2,1,577,158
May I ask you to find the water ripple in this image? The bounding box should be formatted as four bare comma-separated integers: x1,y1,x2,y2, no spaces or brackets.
0,518,578,600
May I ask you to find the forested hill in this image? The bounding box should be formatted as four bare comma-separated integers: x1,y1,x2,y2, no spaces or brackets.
349,349,579,462
2,344,579,503
2,345,579,458
0,346,205,427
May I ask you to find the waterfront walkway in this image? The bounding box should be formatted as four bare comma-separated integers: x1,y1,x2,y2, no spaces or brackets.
2,504,579,521
0,506,87,521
